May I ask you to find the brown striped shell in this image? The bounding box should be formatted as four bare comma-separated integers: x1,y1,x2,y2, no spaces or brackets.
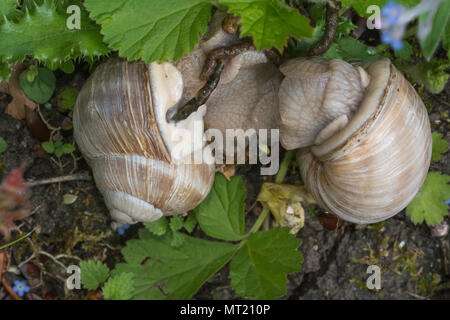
279,58,431,223
73,60,215,224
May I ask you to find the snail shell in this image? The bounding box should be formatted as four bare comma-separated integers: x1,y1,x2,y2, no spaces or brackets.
279,58,431,223
73,60,215,224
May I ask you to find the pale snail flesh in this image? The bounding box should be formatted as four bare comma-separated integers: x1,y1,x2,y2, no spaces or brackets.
73,60,215,224
279,57,432,224
173,12,282,157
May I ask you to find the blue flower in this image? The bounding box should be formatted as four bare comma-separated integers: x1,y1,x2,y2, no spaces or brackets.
445,199,450,205
382,1,405,26
117,224,130,235
13,280,30,297
381,31,403,50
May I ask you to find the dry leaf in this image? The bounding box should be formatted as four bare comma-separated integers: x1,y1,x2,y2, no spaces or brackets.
216,165,236,181
0,63,37,120
257,182,315,234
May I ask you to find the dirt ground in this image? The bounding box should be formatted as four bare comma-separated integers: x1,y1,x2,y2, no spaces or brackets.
0,63,449,300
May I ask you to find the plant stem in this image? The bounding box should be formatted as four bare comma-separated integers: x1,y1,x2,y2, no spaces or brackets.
0,229,34,250
27,171,91,187
247,150,296,235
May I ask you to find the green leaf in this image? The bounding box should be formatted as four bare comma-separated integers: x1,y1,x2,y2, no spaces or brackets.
219,0,312,51
0,137,6,154
84,0,212,63
19,67,56,104
57,88,79,111
406,172,450,226
339,0,420,18
324,36,381,62
0,0,20,20
42,141,55,154
229,227,302,299
0,0,109,67
419,0,450,61
400,59,450,94
113,229,239,299
61,144,75,154
0,61,11,81
431,132,448,162
183,214,197,233
59,60,75,74
80,260,110,290
144,217,168,236
169,215,184,232
170,230,185,248
194,173,246,241
102,273,135,300
394,41,413,61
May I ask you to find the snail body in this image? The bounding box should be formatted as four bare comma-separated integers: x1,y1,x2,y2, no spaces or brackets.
73,60,215,224
279,58,431,223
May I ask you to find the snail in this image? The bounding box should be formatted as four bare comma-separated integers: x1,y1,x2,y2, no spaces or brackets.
73,60,215,224
172,11,282,158
278,57,432,224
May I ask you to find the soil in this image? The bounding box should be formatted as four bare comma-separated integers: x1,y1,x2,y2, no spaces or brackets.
0,62,449,301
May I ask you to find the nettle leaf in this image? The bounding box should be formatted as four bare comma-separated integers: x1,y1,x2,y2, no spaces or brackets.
406,172,450,226
19,67,56,104
219,0,312,51
102,273,135,300
113,229,239,299
401,59,450,94
229,227,302,299
431,132,448,162
84,0,212,63
0,0,21,20
194,173,246,241
80,260,110,290
0,0,109,67
419,0,450,61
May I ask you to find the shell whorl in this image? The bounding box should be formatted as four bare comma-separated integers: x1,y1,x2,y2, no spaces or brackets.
297,59,431,223
73,60,215,224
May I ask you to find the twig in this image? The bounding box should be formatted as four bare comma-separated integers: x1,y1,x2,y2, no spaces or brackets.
27,171,91,187
307,1,340,56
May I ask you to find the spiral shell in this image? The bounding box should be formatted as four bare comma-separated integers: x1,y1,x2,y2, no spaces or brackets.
73,60,215,224
280,58,431,223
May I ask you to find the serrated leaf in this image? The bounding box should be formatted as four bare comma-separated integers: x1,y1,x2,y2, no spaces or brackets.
112,229,238,299
61,144,75,154
183,214,197,233
219,0,312,51
0,137,6,154
406,172,450,226
419,0,450,61
0,1,109,67
431,132,448,162
80,260,110,290
102,273,134,300
0,0,21,20
170,230,185,247
84,0,212,63
41,141,54,154
19,67,55,104
57,87,79,110
169,215,184,232
144,217,168,236
194,173,245,241
229,227,302,299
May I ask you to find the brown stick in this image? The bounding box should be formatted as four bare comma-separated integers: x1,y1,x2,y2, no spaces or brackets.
307,1,340,56
27,171,91,187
